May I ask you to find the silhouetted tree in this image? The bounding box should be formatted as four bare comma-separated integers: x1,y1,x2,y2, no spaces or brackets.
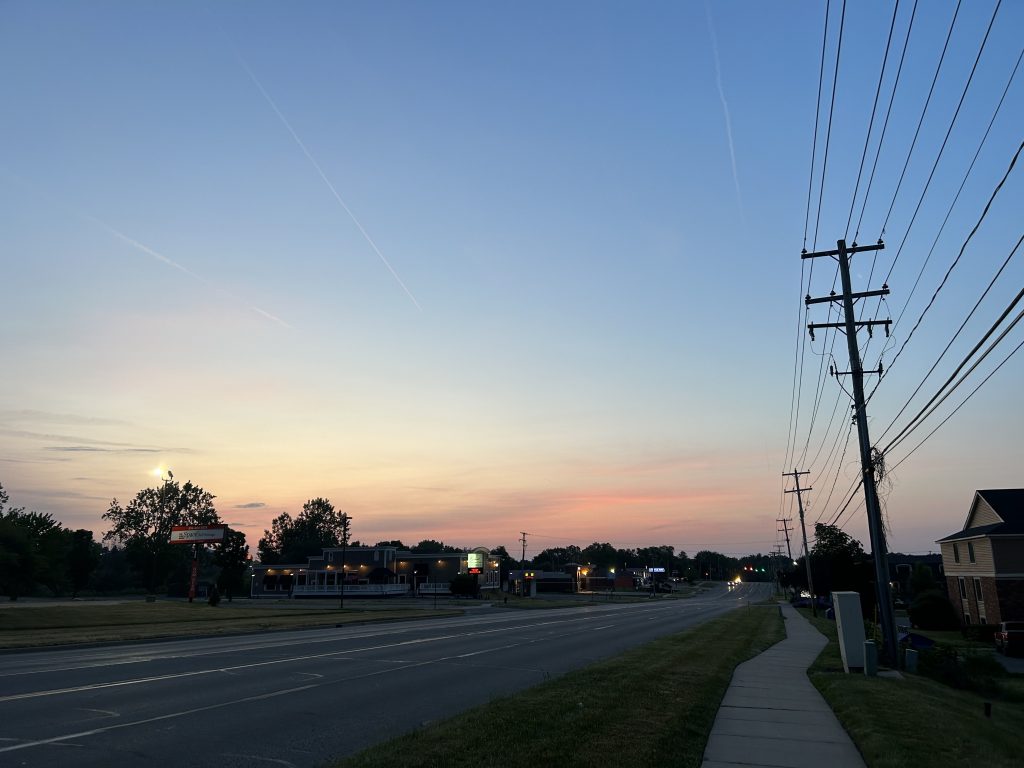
102,478,221,594
258,498,350,564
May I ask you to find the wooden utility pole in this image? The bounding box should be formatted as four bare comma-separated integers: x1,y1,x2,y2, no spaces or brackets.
520,531,528,567
803,239,899,667
777,517,794,561
783,470,816,617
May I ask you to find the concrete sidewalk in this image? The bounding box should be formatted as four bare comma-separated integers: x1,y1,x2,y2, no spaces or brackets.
700,603,865,768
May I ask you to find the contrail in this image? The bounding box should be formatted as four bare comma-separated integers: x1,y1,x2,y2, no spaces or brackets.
85,215,292,329
236,54,422,311
705,3,746,226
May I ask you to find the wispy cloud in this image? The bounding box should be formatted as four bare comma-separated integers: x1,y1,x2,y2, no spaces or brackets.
44,446,160,454
0,410,132,427
705,3,745,226
234,502,267,509
84,215,293,329
235,53,422,311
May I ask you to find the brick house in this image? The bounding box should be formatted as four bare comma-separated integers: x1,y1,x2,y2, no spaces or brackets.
936,489,1024,625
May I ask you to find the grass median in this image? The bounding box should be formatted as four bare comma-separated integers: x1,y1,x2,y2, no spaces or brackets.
800,608,1024,768
331,604,784,768
0,601,459,649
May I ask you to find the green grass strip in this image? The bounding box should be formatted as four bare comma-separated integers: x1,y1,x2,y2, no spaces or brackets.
331,605,784,768
800,608,1024,768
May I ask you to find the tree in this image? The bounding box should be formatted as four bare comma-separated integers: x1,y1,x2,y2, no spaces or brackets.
214,529,250,601
490,545,516,580
0,484,70,599
410,539,460,554
807,523,873,613
581,542,617,569
67,529,101,597
102,478,220,594
257,498,351,564
374,540,406,549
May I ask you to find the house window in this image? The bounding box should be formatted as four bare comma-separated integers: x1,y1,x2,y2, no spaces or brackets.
973,577,983,601
964,612,972,626
957,577,967,600
952,544,960,563
968,542,976,563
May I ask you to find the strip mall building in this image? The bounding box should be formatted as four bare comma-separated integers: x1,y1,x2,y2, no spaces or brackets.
250,544,500,598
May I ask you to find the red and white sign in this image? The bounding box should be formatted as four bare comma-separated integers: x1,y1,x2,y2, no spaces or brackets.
169,525,228,544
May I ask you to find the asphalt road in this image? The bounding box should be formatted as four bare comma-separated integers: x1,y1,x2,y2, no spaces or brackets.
0,582,769,767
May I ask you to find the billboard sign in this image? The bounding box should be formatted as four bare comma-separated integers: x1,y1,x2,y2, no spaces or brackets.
467,552,484,569
169,525,228,544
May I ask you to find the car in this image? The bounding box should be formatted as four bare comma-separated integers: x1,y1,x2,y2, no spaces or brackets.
994,621,1024,656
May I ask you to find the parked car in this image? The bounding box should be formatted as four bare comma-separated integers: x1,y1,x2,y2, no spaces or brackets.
994,621,1024,656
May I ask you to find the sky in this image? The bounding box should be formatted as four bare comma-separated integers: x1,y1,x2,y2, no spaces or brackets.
1,1,1022,562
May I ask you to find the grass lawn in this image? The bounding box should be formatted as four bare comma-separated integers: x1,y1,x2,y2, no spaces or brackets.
0,602,459,648
330,605,784,768
798,608,1024,768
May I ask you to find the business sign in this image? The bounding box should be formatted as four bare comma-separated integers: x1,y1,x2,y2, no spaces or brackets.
468,567,482,575
467,552,484,569
649,566,666,573
169,525,228,544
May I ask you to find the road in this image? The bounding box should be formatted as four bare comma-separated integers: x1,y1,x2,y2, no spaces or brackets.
0,582,769,767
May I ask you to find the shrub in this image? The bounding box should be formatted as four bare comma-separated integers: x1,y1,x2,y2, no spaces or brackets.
908,589,959,630
207,585,221,606
962,623,999,643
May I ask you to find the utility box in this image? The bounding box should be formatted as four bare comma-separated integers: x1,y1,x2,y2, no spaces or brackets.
833,591,866,673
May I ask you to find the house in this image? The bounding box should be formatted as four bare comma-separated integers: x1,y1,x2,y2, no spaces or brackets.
936,489,1024,625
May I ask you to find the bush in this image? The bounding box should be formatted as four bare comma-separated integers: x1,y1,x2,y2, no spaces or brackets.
449,574,479,598
207,585,220,606
908,589,959,630
962,623,999,643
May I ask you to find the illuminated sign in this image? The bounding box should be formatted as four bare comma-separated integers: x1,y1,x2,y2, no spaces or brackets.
169,525,228,544
524,571,535,579
468,567,482,575
467,552,484,569
649,566,666,573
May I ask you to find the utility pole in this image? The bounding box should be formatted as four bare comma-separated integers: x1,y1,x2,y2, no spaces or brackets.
777,517,794,561
803,239,899,667
520,532,528,568
783,470,816,617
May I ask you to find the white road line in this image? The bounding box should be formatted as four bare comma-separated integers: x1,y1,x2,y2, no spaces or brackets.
0,615,615,703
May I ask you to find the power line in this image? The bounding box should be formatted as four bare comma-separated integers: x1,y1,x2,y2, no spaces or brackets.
886,336,1024,474
812,0,847,251
803,0,832,252
873,138,1024,390
877,232,1024,444
883,282,1024,456
865,44,1024,391
878,0,962,239
844,0,901,239
853,0,920,243
882,0,1003,284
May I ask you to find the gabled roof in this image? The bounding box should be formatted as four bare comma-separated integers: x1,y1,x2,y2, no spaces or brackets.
937,489,1024,542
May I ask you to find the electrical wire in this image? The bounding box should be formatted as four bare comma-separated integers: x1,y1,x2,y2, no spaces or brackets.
886,335,1024,474
865,46,1024,397
845,0,901,239
877,233,1024,443
853,0,919,244
873,138,1024,388
878,0,962,239
812,0,847,251
881,0,1002,284
883,281,1024,455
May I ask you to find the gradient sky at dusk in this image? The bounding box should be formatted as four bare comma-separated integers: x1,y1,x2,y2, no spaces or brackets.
2,1,1022,560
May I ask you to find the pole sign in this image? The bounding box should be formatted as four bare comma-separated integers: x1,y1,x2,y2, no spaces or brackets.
169,525,228,544
649,566,666,573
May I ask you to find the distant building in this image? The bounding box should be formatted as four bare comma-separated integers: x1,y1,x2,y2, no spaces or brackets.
936,489,1024,624
251,545,500,598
